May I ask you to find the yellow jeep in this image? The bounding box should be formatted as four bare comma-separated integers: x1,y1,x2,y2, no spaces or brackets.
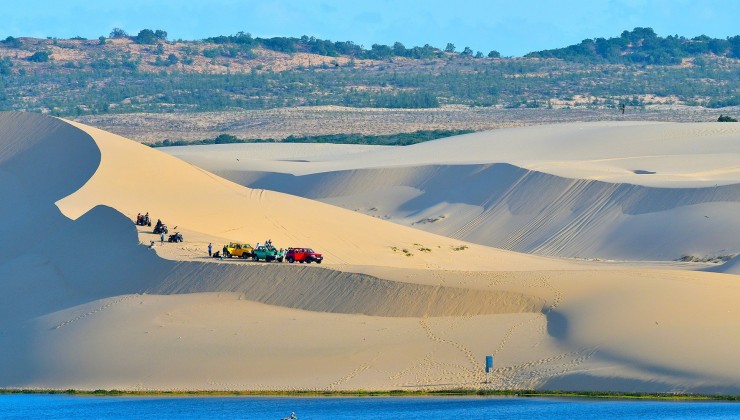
224,242,254,259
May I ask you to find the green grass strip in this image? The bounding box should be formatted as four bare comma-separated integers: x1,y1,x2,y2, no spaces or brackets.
1,388,738,400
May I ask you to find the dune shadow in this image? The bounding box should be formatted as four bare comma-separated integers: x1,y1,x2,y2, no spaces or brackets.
545,310,569,340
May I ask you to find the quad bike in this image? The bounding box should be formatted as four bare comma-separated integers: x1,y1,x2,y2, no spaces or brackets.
168,232,183,243
153,221,168,235
136,214,152,226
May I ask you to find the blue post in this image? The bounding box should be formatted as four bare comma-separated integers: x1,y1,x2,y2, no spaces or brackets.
485,355,494,384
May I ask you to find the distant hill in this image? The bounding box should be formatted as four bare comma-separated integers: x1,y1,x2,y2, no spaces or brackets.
0,27,738,116
526,27,740,64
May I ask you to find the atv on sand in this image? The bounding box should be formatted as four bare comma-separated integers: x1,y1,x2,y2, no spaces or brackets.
168,232,183,243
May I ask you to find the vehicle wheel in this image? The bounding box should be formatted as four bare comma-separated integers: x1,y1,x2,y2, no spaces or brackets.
287,258,294,263
306,260,311,264
252,255,258,261
316,260,322,264
277,258,283,263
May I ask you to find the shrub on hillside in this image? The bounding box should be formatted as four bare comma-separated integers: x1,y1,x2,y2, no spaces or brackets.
27,51,51,62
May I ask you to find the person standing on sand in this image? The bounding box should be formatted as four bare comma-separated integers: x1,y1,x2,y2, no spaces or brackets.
160,232,165,243
208,243,212,257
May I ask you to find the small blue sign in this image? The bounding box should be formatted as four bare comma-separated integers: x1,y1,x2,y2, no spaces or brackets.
485,355,493,373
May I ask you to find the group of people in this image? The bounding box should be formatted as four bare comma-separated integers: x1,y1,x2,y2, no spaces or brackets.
135,212,151,226
134,213,177,244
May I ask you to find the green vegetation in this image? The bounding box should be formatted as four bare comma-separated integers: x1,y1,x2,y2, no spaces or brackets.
527,27,740,64
147,130,473,147
718,115,738,122
678,254,737,263
414,243,432,252
109,28,128,38
0,388,738,400
0,28,736,116
0,57,13,75
202,32,446,60
3,55,736,116
2,36,22,48
134,29,168,45
27,51,51,62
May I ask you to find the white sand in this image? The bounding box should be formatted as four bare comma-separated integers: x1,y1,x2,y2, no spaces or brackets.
165,121,740,262
1,112,740,394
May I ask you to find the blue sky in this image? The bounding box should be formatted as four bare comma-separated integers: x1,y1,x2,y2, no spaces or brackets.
2,0,738,57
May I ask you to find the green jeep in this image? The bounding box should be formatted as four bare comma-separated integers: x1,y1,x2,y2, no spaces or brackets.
251,246,284,262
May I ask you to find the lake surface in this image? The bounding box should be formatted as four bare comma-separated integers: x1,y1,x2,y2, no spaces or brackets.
1,394,739,419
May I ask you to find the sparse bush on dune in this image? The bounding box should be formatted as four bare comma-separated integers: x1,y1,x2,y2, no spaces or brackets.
677,254,736,263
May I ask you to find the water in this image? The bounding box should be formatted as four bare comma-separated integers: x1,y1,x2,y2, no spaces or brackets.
1,394,738,419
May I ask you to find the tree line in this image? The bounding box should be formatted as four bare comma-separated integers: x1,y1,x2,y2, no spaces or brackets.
147,130,474,147
526,27,740,64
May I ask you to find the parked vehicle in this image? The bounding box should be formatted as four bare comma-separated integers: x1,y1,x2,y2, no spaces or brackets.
252,246,283,262
168,232,184,243
153,219,168,235
224,242,254,259
135,213,151,226
285,248,323,264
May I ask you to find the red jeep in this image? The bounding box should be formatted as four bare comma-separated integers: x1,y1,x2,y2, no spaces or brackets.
286,248,323,264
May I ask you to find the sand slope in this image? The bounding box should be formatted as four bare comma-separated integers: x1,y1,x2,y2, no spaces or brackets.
165,122,740,262
56,118,576,272
2,112,740,394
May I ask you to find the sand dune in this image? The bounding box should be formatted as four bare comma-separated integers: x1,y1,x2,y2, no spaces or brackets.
55,118,581,273
222,164,738,261
2,112,740,394
706,254,740,275
165,122,740,263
